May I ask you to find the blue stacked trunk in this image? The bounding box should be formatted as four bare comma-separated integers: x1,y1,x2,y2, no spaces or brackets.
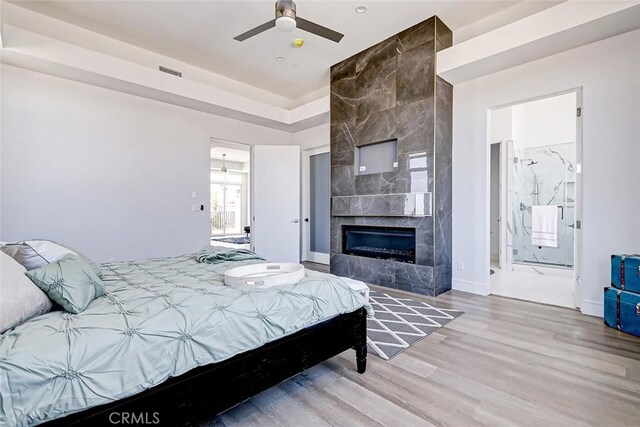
611,254,640,293
605,254,640,337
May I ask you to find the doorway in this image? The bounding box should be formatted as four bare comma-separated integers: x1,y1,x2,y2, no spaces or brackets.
488,90,582,308
210,144,251,248
302,146,330,265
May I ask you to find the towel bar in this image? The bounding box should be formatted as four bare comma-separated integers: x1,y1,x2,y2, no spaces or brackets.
519,203,564,220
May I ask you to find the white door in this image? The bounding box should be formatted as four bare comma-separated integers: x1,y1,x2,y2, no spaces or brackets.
302,146,331,264
252,145,301,262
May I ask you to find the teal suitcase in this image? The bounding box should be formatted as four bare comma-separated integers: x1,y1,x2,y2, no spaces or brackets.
604,287,640,337
611,254,640,293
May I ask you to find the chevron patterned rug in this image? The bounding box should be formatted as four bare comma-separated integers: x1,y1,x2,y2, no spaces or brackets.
366,290,464,360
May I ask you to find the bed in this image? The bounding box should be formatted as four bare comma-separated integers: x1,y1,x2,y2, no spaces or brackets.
0,250,371,426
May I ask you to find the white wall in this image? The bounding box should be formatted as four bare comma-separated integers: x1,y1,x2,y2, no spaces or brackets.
491,107,512,143
294,123,330,150
512,92,577,148
452,29,640,316
1,65,292,262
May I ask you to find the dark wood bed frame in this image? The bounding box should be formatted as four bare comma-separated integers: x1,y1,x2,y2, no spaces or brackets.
44,307,367,426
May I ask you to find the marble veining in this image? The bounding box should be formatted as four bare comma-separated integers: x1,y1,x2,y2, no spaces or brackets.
330,16,452,296
511,143,576,267
332,193,432,217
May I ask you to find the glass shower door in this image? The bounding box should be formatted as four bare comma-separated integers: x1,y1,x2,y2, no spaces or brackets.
511,142,575,268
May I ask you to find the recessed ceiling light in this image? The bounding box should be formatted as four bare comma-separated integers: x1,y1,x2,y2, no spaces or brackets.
276,56,285,62
355,5,367,14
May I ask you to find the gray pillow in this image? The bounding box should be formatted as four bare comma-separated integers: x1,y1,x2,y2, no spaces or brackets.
0,252,53,333
25,254,105,314
1,240,104,278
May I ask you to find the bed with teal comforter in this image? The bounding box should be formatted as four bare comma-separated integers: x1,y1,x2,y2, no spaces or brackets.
0,250,371,426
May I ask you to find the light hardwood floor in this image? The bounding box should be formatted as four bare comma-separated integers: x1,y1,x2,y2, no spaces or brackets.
212,264,640,426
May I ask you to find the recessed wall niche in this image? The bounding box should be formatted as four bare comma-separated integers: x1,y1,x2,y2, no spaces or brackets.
356,139,398,175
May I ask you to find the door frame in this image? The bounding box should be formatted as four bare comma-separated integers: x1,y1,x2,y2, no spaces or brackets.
209,138,253,245
301,145,330,264
489,140,509,270
486,88,583,307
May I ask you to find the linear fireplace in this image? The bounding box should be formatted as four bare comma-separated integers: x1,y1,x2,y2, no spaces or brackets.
342,225,416,264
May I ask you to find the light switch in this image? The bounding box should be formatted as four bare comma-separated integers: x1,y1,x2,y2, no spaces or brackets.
192,204,198,212
191,190,198,198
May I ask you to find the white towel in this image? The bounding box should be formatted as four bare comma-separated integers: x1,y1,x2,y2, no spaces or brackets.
531,205,558,248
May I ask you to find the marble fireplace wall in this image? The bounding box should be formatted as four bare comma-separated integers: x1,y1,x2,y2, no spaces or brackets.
329,17,453,296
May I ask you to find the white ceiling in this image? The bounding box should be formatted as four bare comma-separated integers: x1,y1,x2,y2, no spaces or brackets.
12,0,524,100
211,146,250,163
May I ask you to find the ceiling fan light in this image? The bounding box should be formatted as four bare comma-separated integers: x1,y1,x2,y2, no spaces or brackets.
276,16,297,31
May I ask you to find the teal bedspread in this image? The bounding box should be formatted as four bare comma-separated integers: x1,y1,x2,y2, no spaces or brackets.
0,252,371,426
196,245,265,264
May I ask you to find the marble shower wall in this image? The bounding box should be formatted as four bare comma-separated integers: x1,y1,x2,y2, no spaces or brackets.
511,143,576,267
329,16,453,296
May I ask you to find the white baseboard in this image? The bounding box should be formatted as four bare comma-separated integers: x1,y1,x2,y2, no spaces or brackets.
452,279,490,296
580,299,603,318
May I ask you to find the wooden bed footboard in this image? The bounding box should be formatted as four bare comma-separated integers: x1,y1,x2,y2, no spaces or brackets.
45,307,368,426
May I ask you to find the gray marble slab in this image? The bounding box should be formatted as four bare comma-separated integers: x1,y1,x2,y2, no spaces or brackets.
330,16,452,297
332,193,432,217
396,41,435,107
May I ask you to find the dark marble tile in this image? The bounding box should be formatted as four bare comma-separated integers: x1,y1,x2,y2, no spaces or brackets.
355,108,396,146
435,16,453,50
330,252,353,277
330,59,357,123
331,166,355,197
330,253,396,287
394,152,433,194
396,41,435,107
434,155,452,267
356,36,397,73
415,218,434,266
356,57,396,118
397,98,434,156
433,75,452,268
354,172,396,195
331,197,351,216
330,217,355,253
435,77,453,158
396,17,435,53
434,264,452,296
331,121,355,166
394,263,434,295
331,55,356,82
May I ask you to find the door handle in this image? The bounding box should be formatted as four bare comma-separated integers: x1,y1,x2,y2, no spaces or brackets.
304,218,309,222
291,219,299,223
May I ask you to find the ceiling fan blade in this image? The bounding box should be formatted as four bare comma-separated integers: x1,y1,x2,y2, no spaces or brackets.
296,17,344,43
234,20,276,41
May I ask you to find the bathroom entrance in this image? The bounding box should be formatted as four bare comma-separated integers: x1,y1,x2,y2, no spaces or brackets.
489,90,582,308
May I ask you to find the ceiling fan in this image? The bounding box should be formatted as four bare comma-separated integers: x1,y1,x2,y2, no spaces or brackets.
234,0,344,43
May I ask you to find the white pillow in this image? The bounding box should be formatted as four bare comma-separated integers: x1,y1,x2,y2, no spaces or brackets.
0,252,53,333
1,240,104,278
1,240,77,270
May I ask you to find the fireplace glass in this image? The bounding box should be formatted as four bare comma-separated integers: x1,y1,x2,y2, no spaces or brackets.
342,225,416,263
